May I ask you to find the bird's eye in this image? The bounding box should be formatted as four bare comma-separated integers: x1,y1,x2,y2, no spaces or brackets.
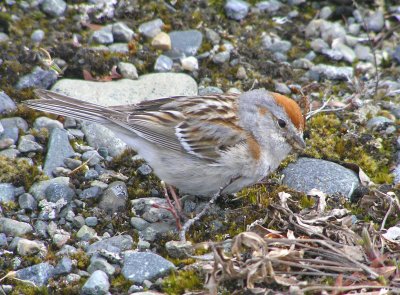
278,119,287,128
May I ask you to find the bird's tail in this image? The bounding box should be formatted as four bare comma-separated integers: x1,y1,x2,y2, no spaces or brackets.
24,89,119,124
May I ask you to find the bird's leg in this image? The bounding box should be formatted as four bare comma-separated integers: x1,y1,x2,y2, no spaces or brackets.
167,185,182,213
155,182,183,230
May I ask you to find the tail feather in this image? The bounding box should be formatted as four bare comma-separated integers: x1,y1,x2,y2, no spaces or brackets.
24,89,119,124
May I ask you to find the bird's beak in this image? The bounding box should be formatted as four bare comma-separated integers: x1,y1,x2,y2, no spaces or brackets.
291,133,306,151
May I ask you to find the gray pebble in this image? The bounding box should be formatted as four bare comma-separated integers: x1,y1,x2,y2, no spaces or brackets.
118,62,138,80
45,182,75,203
81,270,110,295
87,257,115,276
18,135,43,153
54,256,73,275
82,150,103,166
0,218,33,236
31,29,45,43
225,0,250,21
98,181,128,214
0,91,17,114
41,0,67,17
85,169,99,180
19,193,38,211
0,183,15,203
16,262,55,286
79,186,103,199
138,18,164,38
130,217,150,231
112,22,134,42
154,55,173,72
167,30,203,58
212,51,230,64
85,217,98,227
16,66,57,90
91,26,114,45
366,116,393,130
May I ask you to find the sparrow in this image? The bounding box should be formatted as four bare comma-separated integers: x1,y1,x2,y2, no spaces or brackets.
25,89,305,197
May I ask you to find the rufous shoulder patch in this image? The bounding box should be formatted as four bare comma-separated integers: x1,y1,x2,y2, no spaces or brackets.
246,134,261,161
271,92,305,131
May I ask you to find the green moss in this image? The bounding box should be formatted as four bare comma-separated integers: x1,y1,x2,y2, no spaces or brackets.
299,195,315,209
110,274,131,293
304,113,394,184
10,284,49,295
162,270,203,295
0,156,48,190
70,250,90,270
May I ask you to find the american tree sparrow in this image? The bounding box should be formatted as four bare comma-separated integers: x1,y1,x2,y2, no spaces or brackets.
25,89,305,196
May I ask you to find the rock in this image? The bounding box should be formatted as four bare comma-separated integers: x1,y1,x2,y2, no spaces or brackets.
64,158,82,170
16,263,55,286
225,0,250,21
0,91,16,113
87,257,115,276
0,138,14,149
108,43,129,53
355,44,373,61
0,233,7,247
98,181,128,214
309,64,353,81
0,148,20,159
45,182,75,203
82,150,103,166
332,40,356,63
205,28,220,45
0,218,33,236
31,29,45,43
293,58,314,69
82,270,110,295
393,45,400,64
117,62,138,80
310,38,329,53
77,225,97,241
86,235,133,255
167,30,203,58
18,193,38,211
138,19,164,38
365,10,384,32
256,0,283,12
0,183,15,203
18,135,43,153
212,51,230,64
274,82,291,94
0,117,28,142
165,240,193,258
112,22,134,42
53,231,70,248
17,238,46,256
29,177,70,201
43,128,75,176
141,222,176,242
81,122,127,157
91,26,114,45
84,169,99,180
282,158,360,197
79,186,103,199
0,32,9,42
33,117,64,130
366,116,393,130
54,256,73,275
122,251,175,283
198,86,224,95
154,55,173,72
73,215,85,228
130,217,150,231
319,6,333,19
348,23,361,35
16,66,58,90
137,164,152,176
85,217,98,227
181,56,198,72
51,73,197,106
151,32,171,51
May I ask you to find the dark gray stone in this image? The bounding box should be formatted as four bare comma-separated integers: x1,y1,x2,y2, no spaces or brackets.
122,251,175,283
29,177,70,201
167,30,203,58
365,10,384,32
82,270,110,295
0,233,7,247
141,222,176,242
225,0,250,20
282,157,360,197
82,150,103,166
0,91,16,113
198,86,223,95
16,262,55,286
79,186,102,199
112,22,134,42
19,193,38,211
45,182,75,203
33,116,64,130
154,55,173,72
0,183,15,203
64,158,82,170
43,128,75,176
31,29,45,43
366,116,393,130
256,0,283,12
84,169,99,180
87,257,115,275
34,220,49,238
137,164,152,176
85,217,98,227
18,135,43,153
16,66,58,90
130,217,150,231
91,26,114,45
98,181,128,214
86,235,133,255
138,18,164,38
0,117,28,142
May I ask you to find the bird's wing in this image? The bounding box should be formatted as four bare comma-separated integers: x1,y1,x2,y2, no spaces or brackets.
112,93,247,161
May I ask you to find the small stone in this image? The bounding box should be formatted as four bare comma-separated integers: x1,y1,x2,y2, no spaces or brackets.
82,150,103,166
85,169,99,180
130,217,150,231
112,22,134,42
117,62,138,80
137,164,152,176
0,233,7,247
205,28,220,45
82,270,110,295
310,38,329,53
16,66,58,90
366,116,393,130
274,82,291,94
154,55,173,72
332,40,356,63
34,117,64,130
87,257,115,276
85,217,98,227
0,218,33,236
168,30,203,58
292,58,314,69
98,181,128,214
122,251,175,283
0,117,28,142
141,222,176,242
77,225,97,241
348,23,360,35
0,91,17,113
17,238,46,256
34,220,49,238
236,66,247,80
165,240,193,258
19,193,37,211
41,0,66,17
225,0,250,21
73,215,85,228
151,32,171,51
309,64,353,81
355,44,373,61
18,135,43,153
0,32,9,43
31,29,45,43
319,6,332,19
138,18,164,38
137,240,151,251
79,186,103,199
91,26,114,45
256,0,283,13
198,86,223,95
108,43,129,53
365,10,384,32
66,273,81,284
53,232,70,248
64,117,77,128
0,138,14,149
181,56,198,72
64,158,82,170
16,262,55,286
67,128,85,140
54,257,73,275
212,51,230,64
0,183,15,203
0,148,19,159
45,182,75,203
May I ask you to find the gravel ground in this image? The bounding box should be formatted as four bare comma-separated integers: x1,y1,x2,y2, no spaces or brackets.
0,0,400,294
